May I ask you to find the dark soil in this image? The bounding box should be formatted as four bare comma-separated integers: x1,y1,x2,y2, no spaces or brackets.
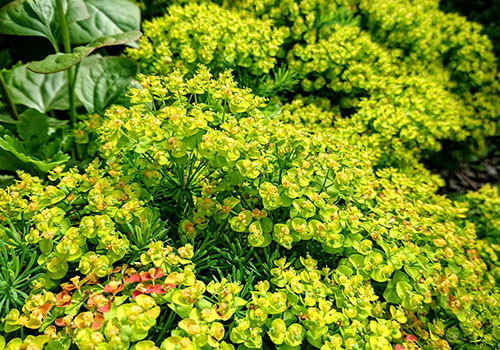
425,138,500,195
437,151,500,194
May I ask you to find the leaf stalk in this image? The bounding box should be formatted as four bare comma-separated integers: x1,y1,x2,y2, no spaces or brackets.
56,0,77,129
0,71,18,120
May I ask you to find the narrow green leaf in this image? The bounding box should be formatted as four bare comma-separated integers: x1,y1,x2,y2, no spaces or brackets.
68,0,140,45
0,0,89,46
27,30,142,73
74,56,138,113
5,64,68,112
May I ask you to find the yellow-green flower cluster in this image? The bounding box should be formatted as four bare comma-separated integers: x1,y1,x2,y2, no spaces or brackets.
356,0,500,142
127,2,288,76
340,74,474,153
128,0,500,154
358,0,496,89
228,0,358,42
287,24,400,96
229,255,407,350
2,243,197,349
281,96,338,128
0,161,144,285
74,70,500,348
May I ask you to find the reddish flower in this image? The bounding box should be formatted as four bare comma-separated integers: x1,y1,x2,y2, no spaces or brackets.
87,293,108,311
140,268,165,282
395,345,404,350
56,291,72,307
39,303,53,317
145,283,166,294
124,273,141,284
103,282,124,294
90,313,105,331
98,300,112,313
132,290,143,299
165,283,177,290
55,315,72,327
61,283,78,292
406,335,417,342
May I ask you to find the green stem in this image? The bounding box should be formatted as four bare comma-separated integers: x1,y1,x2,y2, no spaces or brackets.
56,0,81,160
56,0,71,54
0,71,19,120
56,0,77,129
66,68,77,128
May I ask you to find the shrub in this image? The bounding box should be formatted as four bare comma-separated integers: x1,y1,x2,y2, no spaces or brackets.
127,3,288,77
129,0,500,158
72,70,500,348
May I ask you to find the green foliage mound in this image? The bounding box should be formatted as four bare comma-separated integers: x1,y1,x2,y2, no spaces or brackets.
131,0,500,157
1,69,499,350
127,3,288,77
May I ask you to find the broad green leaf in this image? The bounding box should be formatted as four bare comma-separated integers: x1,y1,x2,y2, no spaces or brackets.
75,56,138,113
0,48,12,69
5,64,69,112
396,281,412,299
45,341,65,350
17,108,49,150
0,134,69,173
383,284,401,304
134,136,152,154
383,270,409,304
27,30,142,73
68,0,140,45
65,0,88,24
0,0,89,47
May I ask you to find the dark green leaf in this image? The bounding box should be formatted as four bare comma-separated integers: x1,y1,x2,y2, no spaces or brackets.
27,30,142,73
0,134,69,173
0,174,14,186
383,284,401,304
47,116,68,128
5,64,68,112
68,0,140,45
0,0,89,47
17,108,49,149
0,48,12,69
74,56,138,113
